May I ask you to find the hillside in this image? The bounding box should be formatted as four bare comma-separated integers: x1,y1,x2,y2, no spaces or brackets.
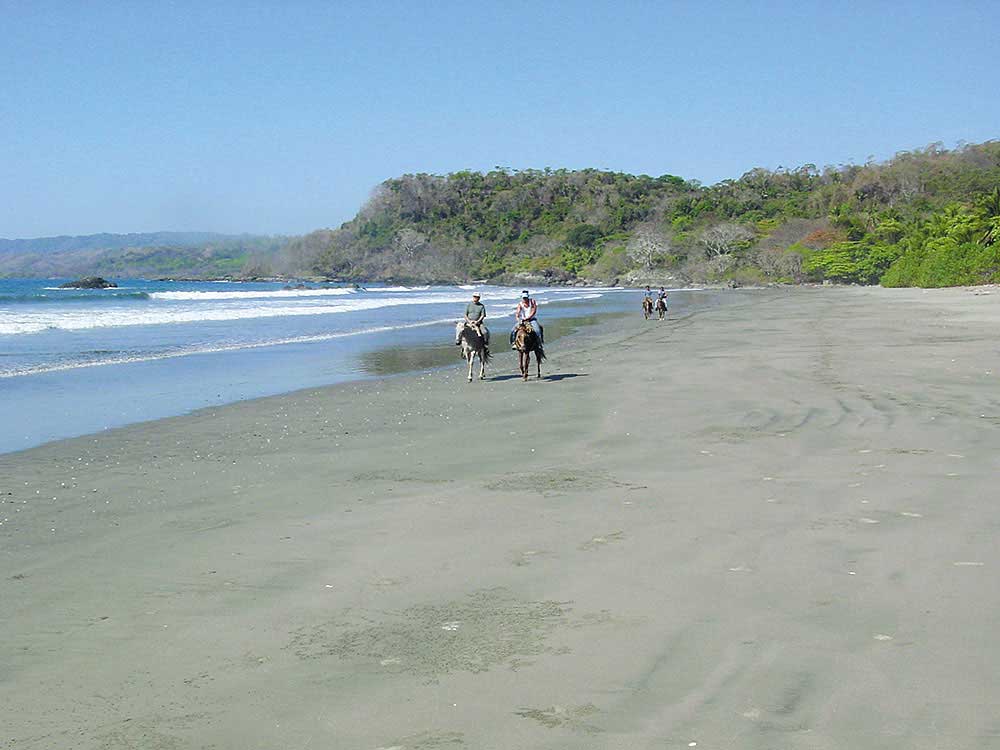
0,233,287,279
0,231,235,255
284,140,1000,287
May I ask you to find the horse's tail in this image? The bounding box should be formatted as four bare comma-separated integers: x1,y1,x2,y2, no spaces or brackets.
482,345,492,364
535,344,546,362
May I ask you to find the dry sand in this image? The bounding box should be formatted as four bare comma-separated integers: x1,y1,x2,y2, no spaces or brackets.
3,286,1000,749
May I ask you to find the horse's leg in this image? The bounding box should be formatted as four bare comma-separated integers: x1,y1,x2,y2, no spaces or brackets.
479,351,486,380
536,350,542,378
467,351,473,382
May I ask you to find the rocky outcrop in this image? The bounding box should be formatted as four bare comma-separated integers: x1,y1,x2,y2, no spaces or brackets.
58,277,118,289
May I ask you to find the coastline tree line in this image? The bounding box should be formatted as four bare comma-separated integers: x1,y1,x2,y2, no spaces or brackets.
284,140,1000,287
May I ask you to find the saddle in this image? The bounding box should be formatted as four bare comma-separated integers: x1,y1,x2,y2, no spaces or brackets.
514,321,537,348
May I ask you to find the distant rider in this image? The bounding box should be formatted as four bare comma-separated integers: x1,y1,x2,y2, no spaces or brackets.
510,289,544,347
455,291,489,353
657,286,668,306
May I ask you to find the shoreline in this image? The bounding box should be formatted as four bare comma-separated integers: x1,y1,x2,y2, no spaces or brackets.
5,286,1000,748
0,304,636,459
0,283,652,455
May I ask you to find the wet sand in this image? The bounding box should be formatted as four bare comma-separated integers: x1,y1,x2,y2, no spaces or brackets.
3,286,1000,749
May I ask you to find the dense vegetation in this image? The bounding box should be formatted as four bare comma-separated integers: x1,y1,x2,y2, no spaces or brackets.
285,140,1000,287
0,233,286,279
7,141,998,287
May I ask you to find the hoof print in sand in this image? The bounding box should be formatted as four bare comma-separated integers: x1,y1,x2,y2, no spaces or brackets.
511,549,549,567
514,704,603,734
288,587,567,680
377,730,465,749
485,469,641,496
580,531,625,551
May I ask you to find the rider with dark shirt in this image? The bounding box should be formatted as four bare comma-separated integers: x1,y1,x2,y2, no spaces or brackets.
455,292,489,351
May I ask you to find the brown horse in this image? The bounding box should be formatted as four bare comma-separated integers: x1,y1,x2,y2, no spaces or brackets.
514,321,545,380
656,297,667,320
642,296,653,320
458,323,490,381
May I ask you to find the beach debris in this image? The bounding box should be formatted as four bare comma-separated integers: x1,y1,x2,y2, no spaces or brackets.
900,512,923,518
440,621,461,631
873,634,894,641
858,517,880,524
953,561,985,566
728,565,752,572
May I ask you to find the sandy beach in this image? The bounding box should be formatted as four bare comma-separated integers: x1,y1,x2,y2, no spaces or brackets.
4,286,1000,749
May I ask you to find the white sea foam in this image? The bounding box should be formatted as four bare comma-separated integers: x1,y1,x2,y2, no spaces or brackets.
0,286,613,336
149,288,357,300
0,317,459,378
0,290,526,335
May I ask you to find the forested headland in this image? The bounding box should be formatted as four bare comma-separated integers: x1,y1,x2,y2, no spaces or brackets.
285,140,1000,287
5,141,998,287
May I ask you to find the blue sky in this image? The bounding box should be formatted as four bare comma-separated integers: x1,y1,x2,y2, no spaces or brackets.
2,0,998,238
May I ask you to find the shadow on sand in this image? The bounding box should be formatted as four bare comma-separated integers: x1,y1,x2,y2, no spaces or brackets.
487,373,587,382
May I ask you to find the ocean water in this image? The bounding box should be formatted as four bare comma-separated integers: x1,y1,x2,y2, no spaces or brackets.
0,278,688,454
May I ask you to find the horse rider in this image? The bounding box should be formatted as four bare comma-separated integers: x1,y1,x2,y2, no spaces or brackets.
510,289,544,347
657,286,668,306
455,291,489,353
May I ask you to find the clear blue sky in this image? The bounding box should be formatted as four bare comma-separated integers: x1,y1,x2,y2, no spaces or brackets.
2,0,998,238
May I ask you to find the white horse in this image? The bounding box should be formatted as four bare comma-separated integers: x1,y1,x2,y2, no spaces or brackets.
458,322,490,381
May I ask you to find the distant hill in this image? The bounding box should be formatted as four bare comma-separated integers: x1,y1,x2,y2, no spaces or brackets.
0,231,235,255
0,232,291,279
283,139,1000,287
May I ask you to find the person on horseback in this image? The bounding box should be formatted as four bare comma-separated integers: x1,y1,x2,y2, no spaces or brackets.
510,289,543,347
657,286,668,306
455,291,489,353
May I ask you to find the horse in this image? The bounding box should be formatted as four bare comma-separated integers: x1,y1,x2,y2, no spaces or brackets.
656,297,667,320
514,321,545,380
457,322,490,381
642,296,653,320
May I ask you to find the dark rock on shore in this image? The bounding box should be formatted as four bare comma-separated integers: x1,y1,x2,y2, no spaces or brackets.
58,277,118,289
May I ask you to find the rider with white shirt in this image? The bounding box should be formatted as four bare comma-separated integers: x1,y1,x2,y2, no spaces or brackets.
510,290,543,347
